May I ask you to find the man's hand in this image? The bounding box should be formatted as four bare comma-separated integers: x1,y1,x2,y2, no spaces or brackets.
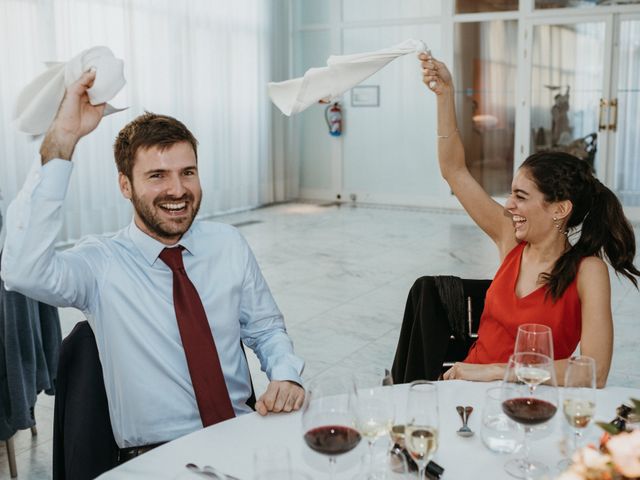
442,362,504,382
255,380,305,416
40,70,106,163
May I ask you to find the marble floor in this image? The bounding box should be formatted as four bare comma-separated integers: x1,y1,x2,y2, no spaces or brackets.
2,201,639,479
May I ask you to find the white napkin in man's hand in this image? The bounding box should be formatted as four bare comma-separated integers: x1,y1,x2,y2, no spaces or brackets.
268,39,429,116
14,46,126,135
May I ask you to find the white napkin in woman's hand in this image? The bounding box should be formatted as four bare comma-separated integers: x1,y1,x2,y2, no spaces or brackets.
268,39,429,116
14,46,126,135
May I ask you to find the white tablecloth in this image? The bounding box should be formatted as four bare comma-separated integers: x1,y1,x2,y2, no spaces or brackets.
98,380,640,479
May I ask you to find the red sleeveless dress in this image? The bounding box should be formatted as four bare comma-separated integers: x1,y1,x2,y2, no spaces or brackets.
464,242,582,364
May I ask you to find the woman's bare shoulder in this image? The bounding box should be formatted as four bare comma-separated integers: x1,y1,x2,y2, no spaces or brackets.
576,256,610,295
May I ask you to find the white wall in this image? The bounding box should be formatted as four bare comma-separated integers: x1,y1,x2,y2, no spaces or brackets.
291,0,459,208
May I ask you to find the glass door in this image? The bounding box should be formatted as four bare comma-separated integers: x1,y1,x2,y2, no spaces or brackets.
526,12,640,220
608,15,640,215
528,18,610,175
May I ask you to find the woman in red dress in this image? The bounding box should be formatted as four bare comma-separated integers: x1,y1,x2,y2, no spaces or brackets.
419,55,639,387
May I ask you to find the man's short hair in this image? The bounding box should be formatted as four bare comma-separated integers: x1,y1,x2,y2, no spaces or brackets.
113,112,199,179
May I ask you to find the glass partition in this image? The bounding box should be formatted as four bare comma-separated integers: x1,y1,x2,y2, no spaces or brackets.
530,22,605,172
454,20,518,196
613,19,640,206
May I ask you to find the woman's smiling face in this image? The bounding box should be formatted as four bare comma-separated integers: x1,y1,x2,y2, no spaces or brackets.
504,168,559,243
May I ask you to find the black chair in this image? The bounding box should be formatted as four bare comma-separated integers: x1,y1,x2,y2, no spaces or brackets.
53,321,258,480
53,321,119,480
391,276,491,383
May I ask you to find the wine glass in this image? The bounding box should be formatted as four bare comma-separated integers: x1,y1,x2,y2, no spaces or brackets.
502,352,558,479
354,382,394,479
302,375,361,480
404,381,439,480
514,323,554,358
558,355,597,470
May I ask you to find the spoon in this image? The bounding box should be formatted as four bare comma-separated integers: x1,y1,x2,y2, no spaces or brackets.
456,405,474,437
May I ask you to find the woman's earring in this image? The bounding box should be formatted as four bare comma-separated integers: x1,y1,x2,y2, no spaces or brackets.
553,217,568,236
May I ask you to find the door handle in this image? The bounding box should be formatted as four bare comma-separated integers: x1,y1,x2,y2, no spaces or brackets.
598,98,608,131
608,98,618,132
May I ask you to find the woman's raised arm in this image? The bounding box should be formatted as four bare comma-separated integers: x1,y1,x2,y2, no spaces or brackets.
420,54,516,258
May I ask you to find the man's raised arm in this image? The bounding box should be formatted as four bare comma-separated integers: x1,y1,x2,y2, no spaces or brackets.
0,71,107,309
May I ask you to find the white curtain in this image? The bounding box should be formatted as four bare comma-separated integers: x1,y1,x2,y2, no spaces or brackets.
0,0,290,244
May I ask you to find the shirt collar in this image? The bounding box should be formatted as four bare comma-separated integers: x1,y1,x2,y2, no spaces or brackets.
127,219,198,266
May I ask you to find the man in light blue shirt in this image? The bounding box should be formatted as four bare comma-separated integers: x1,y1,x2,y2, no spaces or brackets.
0,71,305,449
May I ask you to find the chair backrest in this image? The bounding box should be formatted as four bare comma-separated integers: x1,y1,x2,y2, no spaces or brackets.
53,321,118,480
391,276,491,382
441,278,492,370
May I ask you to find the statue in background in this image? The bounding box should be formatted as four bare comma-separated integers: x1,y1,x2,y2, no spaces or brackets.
551,86,571,146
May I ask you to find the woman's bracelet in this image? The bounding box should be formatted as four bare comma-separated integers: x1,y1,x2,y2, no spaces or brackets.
437,128,459,139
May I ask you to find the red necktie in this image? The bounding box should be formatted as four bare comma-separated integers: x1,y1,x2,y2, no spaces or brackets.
159,246,235,426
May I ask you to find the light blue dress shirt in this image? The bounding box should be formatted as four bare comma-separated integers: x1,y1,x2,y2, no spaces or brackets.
1,159,304,448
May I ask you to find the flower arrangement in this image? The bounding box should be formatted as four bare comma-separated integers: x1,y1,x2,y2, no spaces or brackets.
557,399,640,480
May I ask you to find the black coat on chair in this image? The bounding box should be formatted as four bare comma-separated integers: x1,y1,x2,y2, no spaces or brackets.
391,276,491,382
53,321,118,480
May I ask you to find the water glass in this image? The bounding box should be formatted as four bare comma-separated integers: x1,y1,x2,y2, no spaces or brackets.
480,387,522,454
254,446,292,479
254,446,313,480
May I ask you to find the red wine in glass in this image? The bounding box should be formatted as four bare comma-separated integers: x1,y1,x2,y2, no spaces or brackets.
501,353,558,479
502,398,557,426
304,425,362,456
302,375,360,479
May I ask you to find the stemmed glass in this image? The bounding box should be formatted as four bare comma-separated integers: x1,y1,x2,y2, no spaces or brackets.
404,381,439,480
355,384,394,479
558,356,597,470
515,324,554,358
502,352,558,479
302,375,361,480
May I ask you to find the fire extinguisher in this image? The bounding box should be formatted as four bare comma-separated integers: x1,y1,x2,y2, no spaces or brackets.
325,102,342,137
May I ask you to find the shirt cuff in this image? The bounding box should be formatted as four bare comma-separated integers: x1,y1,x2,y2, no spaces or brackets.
33,159,74,201
269,358,305,387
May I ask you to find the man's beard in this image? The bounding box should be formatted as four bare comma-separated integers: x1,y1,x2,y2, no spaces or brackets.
131,188,201,242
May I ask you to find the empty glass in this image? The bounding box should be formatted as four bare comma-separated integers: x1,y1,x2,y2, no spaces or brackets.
355,446,409,480
514,324,554,359
254,447,292,479
480,386,522,454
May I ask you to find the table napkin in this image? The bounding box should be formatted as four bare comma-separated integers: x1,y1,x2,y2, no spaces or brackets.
268,38,429,116
14,46,126,135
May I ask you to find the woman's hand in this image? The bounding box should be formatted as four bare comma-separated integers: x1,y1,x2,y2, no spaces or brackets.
418,53,453,96
442,362,505,382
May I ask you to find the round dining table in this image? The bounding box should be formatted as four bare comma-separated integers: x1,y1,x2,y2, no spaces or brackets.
97,379,640,479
